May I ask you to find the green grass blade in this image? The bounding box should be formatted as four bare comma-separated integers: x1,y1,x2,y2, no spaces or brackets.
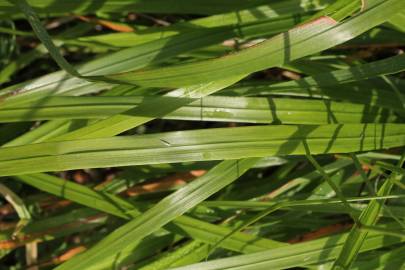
101,0,405,87
78,12,313,49
226,79,405,111
14,0,82,78
0,124,404,176
0,95,397,124
172,229,405,270
304,142,358,221
16,172,285,255
52,75,245,140
137,241,209,270
270,53,405,90
55,158,259,270
0,0,284,16
0,26,241,107
332,151,405,269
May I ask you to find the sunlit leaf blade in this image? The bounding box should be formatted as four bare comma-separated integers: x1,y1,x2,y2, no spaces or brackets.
171,230,405,270
102,0,405,87
0,124,404,176
1,0,404,268
0,95,397,124
52,75,245,140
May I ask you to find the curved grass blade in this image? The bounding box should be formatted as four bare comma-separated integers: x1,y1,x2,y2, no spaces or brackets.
101,0,405,87
0,184,36,266
103,16,337,87
14,0,82,78
0,22,241,107
4,0,332,104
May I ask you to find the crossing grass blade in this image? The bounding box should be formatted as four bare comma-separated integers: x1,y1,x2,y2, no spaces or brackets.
1,0,405,268
171,228,405,270
54,158,259,270
51,75,245,140
100,0,405,87
0,24,242,107
16,171,286,254
268,53,405,91
332,151,405,269
226,79,405,112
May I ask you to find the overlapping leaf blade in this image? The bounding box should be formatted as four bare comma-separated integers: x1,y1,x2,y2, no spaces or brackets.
1,124,404,176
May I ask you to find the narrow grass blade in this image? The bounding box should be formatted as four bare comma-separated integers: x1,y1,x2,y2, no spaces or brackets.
171,229,405,270
332,151,405,269
55,158,259,270
52,75,245,140
0,96,397,124
0,124,404,176
102,0,405,87
16,172,284,255
14,0,82,78
271,53,405,90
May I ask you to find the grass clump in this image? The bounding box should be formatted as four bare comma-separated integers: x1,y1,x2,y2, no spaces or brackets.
0,0,404,269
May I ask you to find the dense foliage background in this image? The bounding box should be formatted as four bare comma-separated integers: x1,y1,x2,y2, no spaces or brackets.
0,0,404,269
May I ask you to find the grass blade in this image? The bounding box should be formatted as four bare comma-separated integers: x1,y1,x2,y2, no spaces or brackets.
55,158,259,270
102,0,405,87
332,151,405,269
1,124,404,176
